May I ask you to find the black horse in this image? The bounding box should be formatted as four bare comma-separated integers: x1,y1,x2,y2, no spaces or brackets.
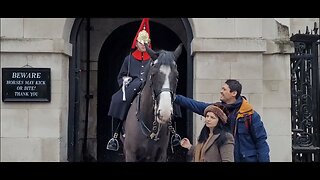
122,43,182,162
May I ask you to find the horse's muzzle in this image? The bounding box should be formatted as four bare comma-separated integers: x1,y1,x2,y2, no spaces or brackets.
156,109,173,124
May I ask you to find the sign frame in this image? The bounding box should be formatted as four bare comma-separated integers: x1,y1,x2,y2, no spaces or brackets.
2,68,51,102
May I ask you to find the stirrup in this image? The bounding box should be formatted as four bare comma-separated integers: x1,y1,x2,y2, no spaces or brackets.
106,133,119,151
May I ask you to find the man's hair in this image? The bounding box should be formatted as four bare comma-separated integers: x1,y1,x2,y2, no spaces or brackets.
225,79,242,99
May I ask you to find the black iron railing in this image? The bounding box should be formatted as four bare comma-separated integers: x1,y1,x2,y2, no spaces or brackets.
290,22,320,162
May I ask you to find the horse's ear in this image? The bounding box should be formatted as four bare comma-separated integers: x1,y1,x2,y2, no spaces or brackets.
173,43,183,60
144,43,158,60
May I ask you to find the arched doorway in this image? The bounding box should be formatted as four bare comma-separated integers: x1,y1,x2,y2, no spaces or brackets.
68,18,193,162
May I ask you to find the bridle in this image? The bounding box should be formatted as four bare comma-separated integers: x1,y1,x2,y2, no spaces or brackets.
137,61,179,143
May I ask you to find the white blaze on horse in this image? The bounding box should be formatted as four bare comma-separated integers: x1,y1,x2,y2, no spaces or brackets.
156,65,173,123
122,43,183,162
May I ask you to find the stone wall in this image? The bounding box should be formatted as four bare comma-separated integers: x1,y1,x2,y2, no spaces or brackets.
1,18,72,161
190,18,293,161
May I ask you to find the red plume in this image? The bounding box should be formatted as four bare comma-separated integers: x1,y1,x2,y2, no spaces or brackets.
131,18,151,49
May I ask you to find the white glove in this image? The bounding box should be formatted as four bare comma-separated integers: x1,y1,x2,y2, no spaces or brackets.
122,76,132,86
122,76,132,101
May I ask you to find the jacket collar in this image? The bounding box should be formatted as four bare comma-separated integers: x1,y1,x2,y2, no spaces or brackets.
132,49,150,61
202,133,220,153
194,133,220,161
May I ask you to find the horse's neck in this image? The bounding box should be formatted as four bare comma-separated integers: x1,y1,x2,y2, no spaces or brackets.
140,80,153,108
137,80,154,123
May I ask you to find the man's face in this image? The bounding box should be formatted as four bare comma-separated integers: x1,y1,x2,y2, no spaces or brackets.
136,41,147,52
220,83,236,104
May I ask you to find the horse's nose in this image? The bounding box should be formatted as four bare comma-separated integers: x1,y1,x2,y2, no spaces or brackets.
156,108,173,122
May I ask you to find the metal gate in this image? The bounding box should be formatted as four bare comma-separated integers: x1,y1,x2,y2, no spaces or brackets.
290,22,320,162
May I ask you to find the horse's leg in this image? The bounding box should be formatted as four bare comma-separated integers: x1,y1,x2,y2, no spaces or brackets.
154,133,170,162
125,146,146,162
124,150,136,162
123,97,139,162
123,136,138,162
154,147,167,162
159,152,167,162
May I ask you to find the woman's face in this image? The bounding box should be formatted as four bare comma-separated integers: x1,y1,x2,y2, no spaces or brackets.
205,112,219,128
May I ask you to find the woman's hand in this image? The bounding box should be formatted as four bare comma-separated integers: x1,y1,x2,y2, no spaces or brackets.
180,138,192,150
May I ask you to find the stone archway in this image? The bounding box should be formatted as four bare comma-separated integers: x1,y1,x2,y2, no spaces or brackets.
68,18,193,162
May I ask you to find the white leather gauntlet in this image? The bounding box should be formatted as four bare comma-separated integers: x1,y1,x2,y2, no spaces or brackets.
122,76,132,101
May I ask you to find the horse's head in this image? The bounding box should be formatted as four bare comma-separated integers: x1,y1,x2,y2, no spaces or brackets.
145,43,182,124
